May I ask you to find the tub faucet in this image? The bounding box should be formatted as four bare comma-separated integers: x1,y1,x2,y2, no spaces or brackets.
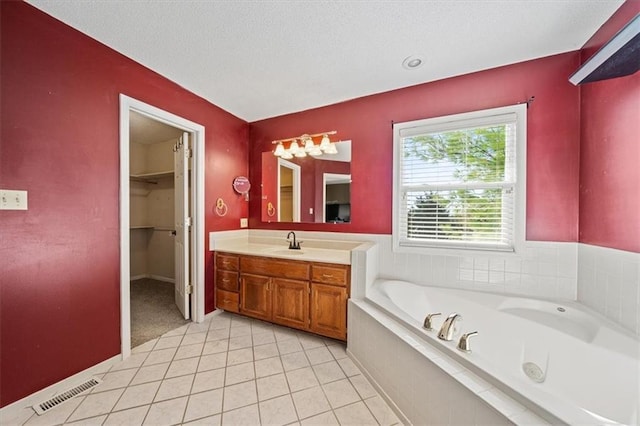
438,313,462,341
457,331,478,353
286,231,301,250
423,313,441,331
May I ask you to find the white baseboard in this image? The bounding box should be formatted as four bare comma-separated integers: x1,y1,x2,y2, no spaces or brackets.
0,355,121,425
130,274,175,284
148,274,175,283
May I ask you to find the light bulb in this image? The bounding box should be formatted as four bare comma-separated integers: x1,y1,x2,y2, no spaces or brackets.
309,146,323,156
325,142,338,154
281,150,293,159
304,138,315,152
294,148,307,158
289,140,299,154
273,143,285,156
320,134,330,151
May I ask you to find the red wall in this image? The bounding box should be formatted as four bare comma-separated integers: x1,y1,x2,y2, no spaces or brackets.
0,2,248,407
250,53,582,241
578,0,640,253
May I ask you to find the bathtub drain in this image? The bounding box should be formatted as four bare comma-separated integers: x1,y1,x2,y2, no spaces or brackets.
522,362,546,383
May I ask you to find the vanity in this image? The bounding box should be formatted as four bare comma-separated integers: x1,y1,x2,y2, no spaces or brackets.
212,237,359,341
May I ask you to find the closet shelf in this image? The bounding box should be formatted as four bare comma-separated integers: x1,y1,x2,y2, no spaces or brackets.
130,225,175,232
130,225,154,230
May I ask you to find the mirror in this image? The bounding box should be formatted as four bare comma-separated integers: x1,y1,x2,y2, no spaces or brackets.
262,141,351,223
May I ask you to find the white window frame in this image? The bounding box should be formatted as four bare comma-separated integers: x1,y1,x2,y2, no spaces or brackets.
392,104,527,255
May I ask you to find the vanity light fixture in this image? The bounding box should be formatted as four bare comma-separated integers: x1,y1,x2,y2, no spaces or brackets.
272,131,339,158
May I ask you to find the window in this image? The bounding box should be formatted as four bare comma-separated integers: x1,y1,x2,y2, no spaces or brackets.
393,104,526,252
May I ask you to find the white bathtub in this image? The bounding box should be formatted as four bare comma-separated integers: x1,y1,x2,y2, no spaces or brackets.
363,279,639,425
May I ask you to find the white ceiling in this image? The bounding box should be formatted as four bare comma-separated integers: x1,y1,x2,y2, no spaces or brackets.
26,1,623,122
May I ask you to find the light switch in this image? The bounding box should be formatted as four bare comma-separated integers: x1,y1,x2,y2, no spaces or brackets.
309,208,314,214
0,189,28,210
240,218,248,228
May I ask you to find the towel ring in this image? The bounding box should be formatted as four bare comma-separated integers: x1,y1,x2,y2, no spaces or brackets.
267,202,276,217
215,198,228,217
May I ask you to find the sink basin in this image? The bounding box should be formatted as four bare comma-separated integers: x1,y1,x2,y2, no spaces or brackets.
268,249,305,256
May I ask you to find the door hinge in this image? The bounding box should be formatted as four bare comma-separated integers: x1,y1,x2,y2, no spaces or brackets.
186,148,192,158
185,217,192,227
187,284,193,294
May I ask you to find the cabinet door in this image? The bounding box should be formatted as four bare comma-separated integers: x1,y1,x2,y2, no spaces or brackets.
240,274,271,321
272,278,309,331
310,283,347,341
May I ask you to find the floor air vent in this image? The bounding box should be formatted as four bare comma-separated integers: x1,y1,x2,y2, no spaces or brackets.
32,377,102,415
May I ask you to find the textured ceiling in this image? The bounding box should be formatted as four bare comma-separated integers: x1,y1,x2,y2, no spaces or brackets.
26,1,623,122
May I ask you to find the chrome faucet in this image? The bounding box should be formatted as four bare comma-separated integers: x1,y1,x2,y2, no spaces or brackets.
437,313,462,341
286,231,302,250
457,331,478,353
423,312,441,331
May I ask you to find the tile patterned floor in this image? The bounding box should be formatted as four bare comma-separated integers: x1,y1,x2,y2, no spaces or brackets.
16,312,402,425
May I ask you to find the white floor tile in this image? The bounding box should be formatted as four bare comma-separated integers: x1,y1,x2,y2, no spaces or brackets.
181,332,207,346
103,405,149,426
253,343,279,361
197,353,227,372
230,325,252,338
229,335,253,350
304,347,333,365
280,352,310,371
291,386,330,420
66,389,124,422
256,373,290,401
273,328,298,342
258,395,298,426
312,361,345,384
223,380,258,412
183,388,224,422
277,339,303,355
207,329,230,341
175,343,204,360
225,362,256,386
221,403,260,425
153,374,194,402
65,414,108,425
285,367,319,393
202,339,229,355
24,395,84,426
349,375,377,400
110,352,148,372
92,369,137,393
252,331,276,346
227,348,254,366
322,379,361,409
334,401,377,425
143,396,188,425
299,410,339,426
182,414,221,426
296,334,325,351
191,368,225,394
112,382,160,412
337,357,360,377
327,345,347,360
132,339,158,354
165,357,199,378
130,362,170,386
255,357,284,378
365,396,401,426
143,348,177,366
154,335,183,350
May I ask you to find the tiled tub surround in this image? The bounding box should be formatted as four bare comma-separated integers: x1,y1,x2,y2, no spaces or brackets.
5,312,401,426
359,279,639,425
578,244,640,335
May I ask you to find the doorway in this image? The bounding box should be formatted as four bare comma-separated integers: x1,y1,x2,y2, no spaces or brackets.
119,95,205,359
277,158,301,222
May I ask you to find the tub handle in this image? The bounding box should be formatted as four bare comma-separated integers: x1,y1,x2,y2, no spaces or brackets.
423,313,441,330
457,331,478,353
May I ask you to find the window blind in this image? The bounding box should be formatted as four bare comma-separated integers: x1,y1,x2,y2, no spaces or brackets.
397,112,517,251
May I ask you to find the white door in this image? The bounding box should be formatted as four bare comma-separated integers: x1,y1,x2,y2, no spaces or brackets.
174,132,190,319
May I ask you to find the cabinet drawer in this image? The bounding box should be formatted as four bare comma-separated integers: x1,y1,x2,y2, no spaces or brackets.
216,289,239,313
241,256,309,281
216,253,239,271
216,270,238,291
312,264,350,287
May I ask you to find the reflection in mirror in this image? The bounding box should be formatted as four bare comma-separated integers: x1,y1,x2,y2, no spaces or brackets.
262,141,351,223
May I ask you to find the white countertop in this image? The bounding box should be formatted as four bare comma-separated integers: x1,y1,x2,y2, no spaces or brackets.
211,237,359,265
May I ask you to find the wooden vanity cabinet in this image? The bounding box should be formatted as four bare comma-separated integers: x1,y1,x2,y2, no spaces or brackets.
310,263,349,340
215,252,349,340
215,252,240,313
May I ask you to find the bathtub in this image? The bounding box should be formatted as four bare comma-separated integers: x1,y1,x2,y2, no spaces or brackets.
356,279,639,425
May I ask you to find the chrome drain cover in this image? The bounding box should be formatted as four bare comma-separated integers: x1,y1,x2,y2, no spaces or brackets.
522,362,546,383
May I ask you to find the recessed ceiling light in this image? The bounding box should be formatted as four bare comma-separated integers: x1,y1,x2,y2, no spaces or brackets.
402,55,424,70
